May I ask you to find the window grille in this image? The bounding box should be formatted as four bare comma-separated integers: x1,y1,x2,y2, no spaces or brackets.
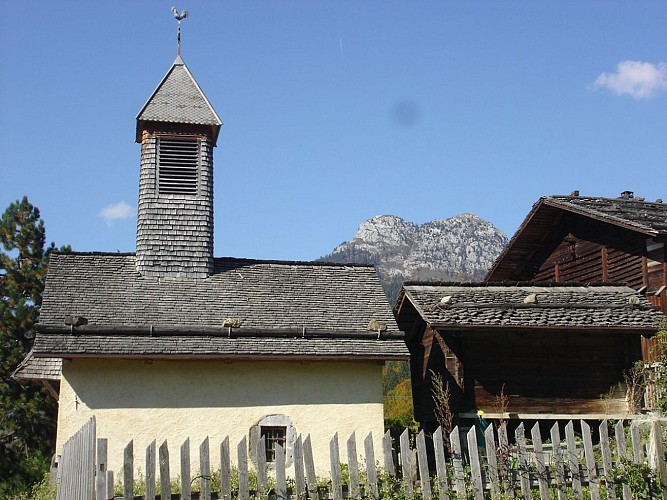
158,137,200,195
261,426,286,462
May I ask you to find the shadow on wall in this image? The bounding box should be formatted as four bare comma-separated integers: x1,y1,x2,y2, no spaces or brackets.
65,358,381,409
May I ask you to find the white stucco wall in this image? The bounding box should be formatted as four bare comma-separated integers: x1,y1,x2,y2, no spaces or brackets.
56,359,385,480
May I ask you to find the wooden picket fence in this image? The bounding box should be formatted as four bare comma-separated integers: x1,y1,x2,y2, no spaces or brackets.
54,417,667,500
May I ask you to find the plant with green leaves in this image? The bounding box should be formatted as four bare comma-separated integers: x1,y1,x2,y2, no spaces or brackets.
1,197,68,496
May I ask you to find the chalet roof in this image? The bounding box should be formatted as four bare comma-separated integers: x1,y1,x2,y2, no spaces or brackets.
397,282,662,332
33,252,407,360
136,55,222,144
12,350,62,381
486,193,667,282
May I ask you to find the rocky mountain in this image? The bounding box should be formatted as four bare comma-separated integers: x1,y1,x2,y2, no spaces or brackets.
319,213,508,303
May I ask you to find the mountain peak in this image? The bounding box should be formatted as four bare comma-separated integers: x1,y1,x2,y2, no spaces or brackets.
321,213,508,301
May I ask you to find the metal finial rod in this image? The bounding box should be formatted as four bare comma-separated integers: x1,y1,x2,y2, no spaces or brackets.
171,7,189,56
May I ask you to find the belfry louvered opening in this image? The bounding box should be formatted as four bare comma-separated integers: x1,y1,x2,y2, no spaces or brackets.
158,137,200,195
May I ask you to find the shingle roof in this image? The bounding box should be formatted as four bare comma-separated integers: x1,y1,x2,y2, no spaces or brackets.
545,195,667,236
400,282,662,331
12,350,62,381
34,253,407,360
136,56,222,143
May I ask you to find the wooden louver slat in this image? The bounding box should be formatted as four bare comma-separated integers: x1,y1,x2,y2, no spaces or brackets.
158,138,199,195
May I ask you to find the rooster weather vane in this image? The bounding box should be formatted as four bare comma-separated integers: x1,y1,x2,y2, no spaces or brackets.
172,7,189,56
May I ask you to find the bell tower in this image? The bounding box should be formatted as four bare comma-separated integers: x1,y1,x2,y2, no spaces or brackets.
135,54,222,278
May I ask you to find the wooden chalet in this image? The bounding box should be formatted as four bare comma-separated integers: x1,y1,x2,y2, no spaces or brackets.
395,282,662,429
486,192,665,299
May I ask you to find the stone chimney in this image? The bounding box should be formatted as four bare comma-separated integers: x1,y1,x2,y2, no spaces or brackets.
134,56,222,278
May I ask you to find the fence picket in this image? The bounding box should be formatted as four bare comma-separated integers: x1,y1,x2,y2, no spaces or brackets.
200,437,211,500
450,427,466,498
650,420,667,500
220,437,231,500
294,434,306,498
159,440,170,500
630,423,642,464
498,422,514,499
515,423,531,500
181,438,191,500
550,423,567,500
581,420,600,500
275,442,287,499
256,432,267,497
599,421,615,500
383,429,395,477
416,430,432,500
123,440,133,500
96,438,108,500
614,420,632,500
484,424,499,500
237,436,249,500
145,440,156,500
433,427,450,500
565,421,583,500
364,432,379,500
330,433,343,500
347,432,360,499
530,423,549,500
400,428,414,497
466,426,484,500
303,435,317,498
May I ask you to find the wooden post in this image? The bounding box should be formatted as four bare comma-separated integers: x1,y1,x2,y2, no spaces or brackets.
433,427,450,500
146,440,156,500
330,433,343,500
276,443,287,500
466,426,483,500
416,430,432,500
96,438,108,500
550,422,567,500
200,437,211,500
181,438,191,500
294,435,306,499
450,427,465,499
515,423,531,500
238,436,249,500
220,437,231,500
581,420,600,500
565,421,582,499
383,430,395,477
124,440,133,500
598,421,616,500
484,425,499,500
364,432,379,500
531,423,549,500
347,432,360,499
400,428,413,497
303,435,318,499
614,421,632,500
159,440,171,500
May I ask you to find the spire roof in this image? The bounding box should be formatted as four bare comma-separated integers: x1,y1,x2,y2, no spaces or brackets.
136,56,222,144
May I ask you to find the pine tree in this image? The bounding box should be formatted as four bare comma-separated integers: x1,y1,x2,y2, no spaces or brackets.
0,197,60,495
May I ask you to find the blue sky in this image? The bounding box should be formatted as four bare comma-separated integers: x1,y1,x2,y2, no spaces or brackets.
1,2,666,261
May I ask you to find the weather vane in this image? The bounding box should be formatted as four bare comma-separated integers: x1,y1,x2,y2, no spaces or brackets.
171,6,189,56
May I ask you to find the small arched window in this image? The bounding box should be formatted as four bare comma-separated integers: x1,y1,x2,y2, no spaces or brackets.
249,414,296,467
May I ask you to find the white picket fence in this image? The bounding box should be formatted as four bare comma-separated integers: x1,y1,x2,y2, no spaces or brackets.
53,416,667,500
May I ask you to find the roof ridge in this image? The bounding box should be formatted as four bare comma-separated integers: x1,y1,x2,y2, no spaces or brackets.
215,257,375,268
404,280,633,288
